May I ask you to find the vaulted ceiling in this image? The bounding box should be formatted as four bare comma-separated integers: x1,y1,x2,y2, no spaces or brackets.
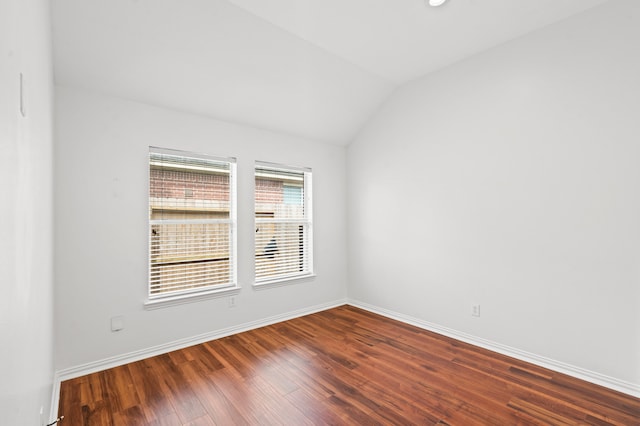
52,0,611,144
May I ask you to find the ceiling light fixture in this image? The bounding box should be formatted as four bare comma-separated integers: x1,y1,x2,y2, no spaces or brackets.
427,0,448,6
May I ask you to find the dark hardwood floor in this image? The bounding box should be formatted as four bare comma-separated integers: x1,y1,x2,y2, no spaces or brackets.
58,305,640,425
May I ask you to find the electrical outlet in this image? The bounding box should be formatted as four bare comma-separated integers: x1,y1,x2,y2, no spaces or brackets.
472,304,481,317
111,316,125,332
228,296,236,308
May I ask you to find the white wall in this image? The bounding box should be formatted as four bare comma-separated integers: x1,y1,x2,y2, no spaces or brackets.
0,0,55,423
54,86,347,370
348,0,640,388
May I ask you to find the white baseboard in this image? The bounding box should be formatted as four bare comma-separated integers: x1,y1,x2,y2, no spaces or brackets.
348,299,640,399
49,373,61,425
50,296,639,421
50,298,347,419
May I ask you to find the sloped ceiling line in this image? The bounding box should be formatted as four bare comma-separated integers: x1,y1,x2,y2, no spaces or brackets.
52,0,611,144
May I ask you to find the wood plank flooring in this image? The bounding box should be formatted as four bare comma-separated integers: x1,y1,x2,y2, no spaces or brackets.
58,305,640,425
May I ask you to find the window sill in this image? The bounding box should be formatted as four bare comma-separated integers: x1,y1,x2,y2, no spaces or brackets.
253,273,316,290
144,285,240,310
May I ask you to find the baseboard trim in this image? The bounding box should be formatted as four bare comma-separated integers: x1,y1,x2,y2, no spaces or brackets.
348,299,640,399
49,372,61,425
51,298,347,418
50,296,639,420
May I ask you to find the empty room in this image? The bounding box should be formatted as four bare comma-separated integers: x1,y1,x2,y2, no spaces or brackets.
2,0,640,424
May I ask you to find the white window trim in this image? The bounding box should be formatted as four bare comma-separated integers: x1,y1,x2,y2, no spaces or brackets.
146,147,238,307
144,285,240,310
253,161,314,287
253,272,317,289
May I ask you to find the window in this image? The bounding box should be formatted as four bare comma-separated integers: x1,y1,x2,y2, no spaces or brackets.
148,147,237,300
255,162,313,284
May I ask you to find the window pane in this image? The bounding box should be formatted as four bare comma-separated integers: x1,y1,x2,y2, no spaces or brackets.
149,148,236,298
255,163,312,283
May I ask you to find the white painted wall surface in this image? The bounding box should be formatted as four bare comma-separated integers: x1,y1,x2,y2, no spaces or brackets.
348,0,640,386
0,0,55,423
52,0,394,145
54,86,347,370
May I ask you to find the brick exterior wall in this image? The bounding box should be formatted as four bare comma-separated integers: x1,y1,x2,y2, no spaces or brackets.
150,169,229,202
255,178,283,204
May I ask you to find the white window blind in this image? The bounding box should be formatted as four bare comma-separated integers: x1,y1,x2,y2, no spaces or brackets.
255,162,313,283
149,147,237,298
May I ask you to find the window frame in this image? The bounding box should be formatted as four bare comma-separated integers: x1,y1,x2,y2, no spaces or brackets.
254,161,314,287
145,147,238,308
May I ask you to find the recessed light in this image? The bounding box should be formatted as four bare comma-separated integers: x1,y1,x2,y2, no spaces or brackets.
428,0,448,6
